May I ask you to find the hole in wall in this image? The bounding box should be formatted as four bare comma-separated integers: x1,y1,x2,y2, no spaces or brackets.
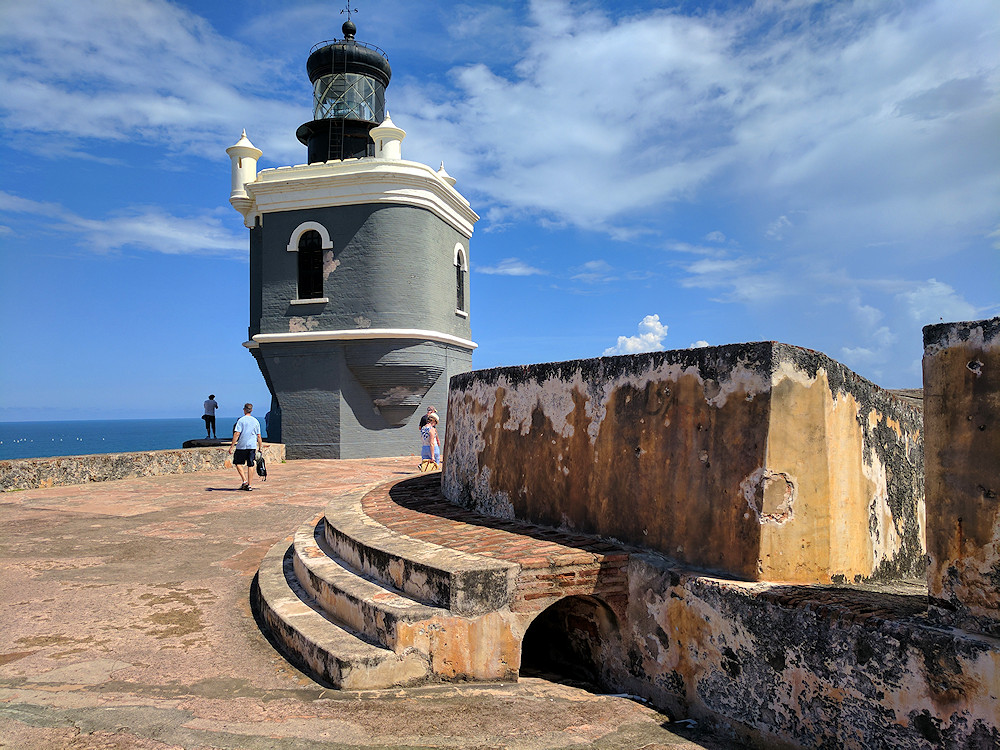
519,595,620,690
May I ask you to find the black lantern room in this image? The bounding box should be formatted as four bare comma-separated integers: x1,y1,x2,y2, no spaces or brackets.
296,20,392,163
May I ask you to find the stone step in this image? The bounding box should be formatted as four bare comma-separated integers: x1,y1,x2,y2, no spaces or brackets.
252,535,429,690
322,482,519,615
292,514,451,652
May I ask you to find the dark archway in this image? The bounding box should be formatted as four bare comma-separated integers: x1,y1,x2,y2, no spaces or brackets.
297,229,325,299
520,595,621,689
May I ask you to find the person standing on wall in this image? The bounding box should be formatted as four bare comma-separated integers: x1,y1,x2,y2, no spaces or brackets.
203,394,219,439
228,403,263,491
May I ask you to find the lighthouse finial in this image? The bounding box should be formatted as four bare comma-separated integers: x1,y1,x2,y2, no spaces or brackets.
341,2,358,39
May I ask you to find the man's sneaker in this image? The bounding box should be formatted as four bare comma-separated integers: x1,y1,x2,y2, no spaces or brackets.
240,482,248,491
244,485,253,491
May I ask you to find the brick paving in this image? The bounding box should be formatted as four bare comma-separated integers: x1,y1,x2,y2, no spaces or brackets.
362,473,632,611
0,457,734,750
362,473,931,623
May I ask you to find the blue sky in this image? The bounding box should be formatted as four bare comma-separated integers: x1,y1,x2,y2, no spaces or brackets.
1,0,997,421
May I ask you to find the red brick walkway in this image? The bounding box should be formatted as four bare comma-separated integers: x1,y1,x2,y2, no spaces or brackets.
361,474,631,612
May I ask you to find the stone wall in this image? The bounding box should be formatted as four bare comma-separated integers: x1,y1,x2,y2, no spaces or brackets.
443,342,924,584
254,339,468,459
438,332,1000,747
0,443,286,492
924,316,1000,636
610,556,998,749
251,203,471,342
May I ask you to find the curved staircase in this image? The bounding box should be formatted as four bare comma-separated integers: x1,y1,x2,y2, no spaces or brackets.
252,473,631,689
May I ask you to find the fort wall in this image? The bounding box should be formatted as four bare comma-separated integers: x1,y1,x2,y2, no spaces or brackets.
0,443,286,492
612,558,999,748
924,316,1000,636
439,328,999,747
443,341,924,584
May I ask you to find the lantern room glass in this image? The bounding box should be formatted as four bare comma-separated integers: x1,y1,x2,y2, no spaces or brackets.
313,73,385,123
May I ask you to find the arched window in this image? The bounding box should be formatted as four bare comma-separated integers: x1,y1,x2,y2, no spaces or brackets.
298,230,324,299
454,243,468,317
286,222,333,302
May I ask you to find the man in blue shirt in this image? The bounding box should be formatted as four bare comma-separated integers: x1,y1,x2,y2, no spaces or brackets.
228,402,263,491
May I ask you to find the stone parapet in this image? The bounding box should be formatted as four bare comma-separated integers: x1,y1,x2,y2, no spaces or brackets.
924,316,1000,636
621,556,999,749
0,444,286,492
443,342,925,584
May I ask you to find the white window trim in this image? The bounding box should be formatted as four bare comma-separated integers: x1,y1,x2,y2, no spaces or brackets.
287,221,333,302
454,242,469,316
286,221,333,253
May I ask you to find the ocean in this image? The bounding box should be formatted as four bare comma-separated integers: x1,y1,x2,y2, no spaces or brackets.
0,418,245,461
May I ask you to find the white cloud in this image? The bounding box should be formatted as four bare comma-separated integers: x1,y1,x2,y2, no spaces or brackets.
989,225,1000,250
603,314,668,356
0,190,245,258
839,345,882,371
0,0,303,163
765,215,792,241
689,340,710,348
476,257,546,276
704,231,726,243
74,208,246,257
396,0,999,256
4,0,996,257
680,254,788,303
572,260,617,283
896,279,979,324
666,241,725,257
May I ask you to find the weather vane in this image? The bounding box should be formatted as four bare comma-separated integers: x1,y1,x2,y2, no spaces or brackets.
341,1,358,21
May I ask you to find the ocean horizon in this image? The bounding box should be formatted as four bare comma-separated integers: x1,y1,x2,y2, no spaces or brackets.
0,418,251,461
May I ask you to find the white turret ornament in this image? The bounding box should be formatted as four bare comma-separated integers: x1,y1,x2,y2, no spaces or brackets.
369,112,406,160
226,130,262,226
436,161,457,187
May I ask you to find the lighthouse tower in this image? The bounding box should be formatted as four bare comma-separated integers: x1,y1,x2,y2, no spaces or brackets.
226,20,478,459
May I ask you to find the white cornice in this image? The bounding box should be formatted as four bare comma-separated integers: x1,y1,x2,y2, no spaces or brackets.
245,159,479,238
245,327,477,350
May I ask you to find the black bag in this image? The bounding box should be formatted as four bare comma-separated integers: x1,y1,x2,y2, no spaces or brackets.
255,455,267,480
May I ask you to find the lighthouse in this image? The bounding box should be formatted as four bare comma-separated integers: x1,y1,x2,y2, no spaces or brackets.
227,19,478,459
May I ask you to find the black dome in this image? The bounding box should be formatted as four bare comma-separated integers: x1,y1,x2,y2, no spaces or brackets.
306,38,391,87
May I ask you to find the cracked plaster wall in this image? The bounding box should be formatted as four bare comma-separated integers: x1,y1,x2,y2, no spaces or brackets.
613,555,1000,749
443,342,924,584
924,316,1000,636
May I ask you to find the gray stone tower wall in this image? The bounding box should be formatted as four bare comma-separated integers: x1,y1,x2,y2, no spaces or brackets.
249,202,473,459
250,204,470,340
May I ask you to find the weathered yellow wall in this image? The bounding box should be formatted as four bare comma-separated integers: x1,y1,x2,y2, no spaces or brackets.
759,363,919,582
444,343,924,584
924,317,1000,635
445,348,772,578
619,555,1000,749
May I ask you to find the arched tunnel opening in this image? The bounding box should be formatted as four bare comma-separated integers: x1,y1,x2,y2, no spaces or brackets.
519,595,621,690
